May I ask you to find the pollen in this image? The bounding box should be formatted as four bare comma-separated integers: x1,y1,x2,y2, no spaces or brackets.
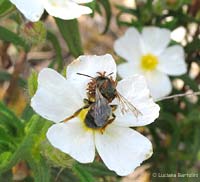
78,109,88,122
141,53,158,71
78,108,106,133
78,109,94,132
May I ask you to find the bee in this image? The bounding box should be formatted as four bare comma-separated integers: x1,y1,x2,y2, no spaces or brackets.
85,72,117,103
84,88,116,129
64,88,116,130
77,72,142,117
64,72,142,131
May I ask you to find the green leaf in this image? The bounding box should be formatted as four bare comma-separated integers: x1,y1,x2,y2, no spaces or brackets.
0,115,50,176
21,104,35,121
185,38,200,53
97,0,112,33
0,127,16,146
0,152,12,166
47,31,63,71
55,18,83,58
0,26,29,51
73,163,95,182
51,168,79,182
116,4,138,16
0,139,16,153
116,5,142,29
27,155,51,182
0,102,24,136
85,1,97,17
28,70,38,97
0,0,13,17
0,71,26,88
78,162,116,176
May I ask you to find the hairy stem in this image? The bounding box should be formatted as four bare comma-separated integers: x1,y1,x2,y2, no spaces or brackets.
156,91,200,102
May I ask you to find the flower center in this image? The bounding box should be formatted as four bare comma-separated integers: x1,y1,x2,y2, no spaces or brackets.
49,0,58,7
79,108,88,122
78,108,109,133
78,103,115,133
78,108,93,131
140,53,158,71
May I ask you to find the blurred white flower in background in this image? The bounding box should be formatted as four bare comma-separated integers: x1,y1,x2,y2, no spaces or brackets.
10,0,93,22
114,27,187,99
31,54,160,176
170,26,186,43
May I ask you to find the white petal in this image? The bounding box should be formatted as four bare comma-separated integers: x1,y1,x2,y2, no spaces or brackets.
47,119,95,163
141,27,171,55
10,0,44,22
43,0,92,20
114,75,160,127
67,54,117,89
118,62,142,79
117,75,149,99
114,28,142,63
31,68,83,123
95,125,153,176
157,45,187,76
145,71,172,99
170,27,186,43
73,0,93,3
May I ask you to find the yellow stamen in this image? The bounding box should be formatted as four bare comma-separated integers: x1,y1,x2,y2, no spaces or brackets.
50,0,58,7
78,108,104,133
78,109,91,131
141,53,158,71
79,108,88,122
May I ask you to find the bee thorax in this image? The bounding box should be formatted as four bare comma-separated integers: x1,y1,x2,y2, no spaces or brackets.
86,74,117,102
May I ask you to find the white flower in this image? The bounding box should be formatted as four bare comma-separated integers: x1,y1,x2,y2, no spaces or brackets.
114,27,187,99
10,0,93,22
31,54,160,176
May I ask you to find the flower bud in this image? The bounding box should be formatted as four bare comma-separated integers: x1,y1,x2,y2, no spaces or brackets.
20,21,46,46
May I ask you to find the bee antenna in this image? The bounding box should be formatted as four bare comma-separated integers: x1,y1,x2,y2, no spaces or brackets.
107,72,114,77
77,73,94,78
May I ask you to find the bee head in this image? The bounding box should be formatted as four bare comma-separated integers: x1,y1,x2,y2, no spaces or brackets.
77,72,117,103
95,76,117,102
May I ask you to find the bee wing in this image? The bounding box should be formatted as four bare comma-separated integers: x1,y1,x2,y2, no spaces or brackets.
94,88,111,127
117,92,142,117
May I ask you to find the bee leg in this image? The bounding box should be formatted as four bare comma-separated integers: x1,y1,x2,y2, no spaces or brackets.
63,104,90,123
107,72,114,77
108,113,116,124
99,113,116,134
110,105,117,112
83,98,91,105
63,109,82,123
99,128,104,134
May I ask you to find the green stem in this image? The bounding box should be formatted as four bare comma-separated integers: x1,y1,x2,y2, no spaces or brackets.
55,18,83,58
